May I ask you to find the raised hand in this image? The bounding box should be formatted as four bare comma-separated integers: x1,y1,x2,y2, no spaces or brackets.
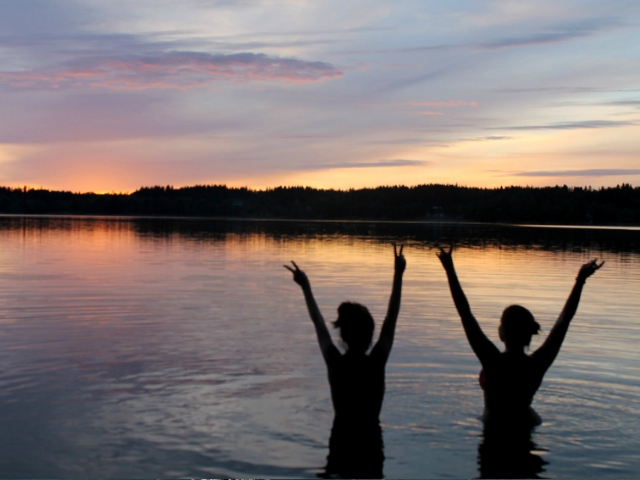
284,261,310,289
577,259,605,282
535,258,605,370
374,243,406,360
394,244,406,274
284,261,336,361
436,245,455,271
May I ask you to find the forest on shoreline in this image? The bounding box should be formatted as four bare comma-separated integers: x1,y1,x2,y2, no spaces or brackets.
1,183,639,226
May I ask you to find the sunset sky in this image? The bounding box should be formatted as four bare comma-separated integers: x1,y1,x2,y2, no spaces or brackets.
1,0,639,192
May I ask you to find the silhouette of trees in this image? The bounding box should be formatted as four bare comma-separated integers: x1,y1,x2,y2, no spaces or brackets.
1,183,639,225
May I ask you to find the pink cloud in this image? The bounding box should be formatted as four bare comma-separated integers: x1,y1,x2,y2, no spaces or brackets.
0,52,343,90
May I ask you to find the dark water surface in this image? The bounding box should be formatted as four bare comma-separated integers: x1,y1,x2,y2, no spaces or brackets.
0,216,639,478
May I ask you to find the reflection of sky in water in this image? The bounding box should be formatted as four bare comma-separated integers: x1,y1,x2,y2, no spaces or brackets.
0,217,639,477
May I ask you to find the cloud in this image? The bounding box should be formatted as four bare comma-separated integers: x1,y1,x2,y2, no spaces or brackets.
337,31,586,56
378,67,450,92
275,134,342,140
335,16,622,57
468,136,513,141
495,120,635,130
312,159,430,170
599,100,640,108
0,85,251,144
499,87,640,94
477,16,621,49
367,138,434,145
479,31,589,49
0,51,343,90
335,44,459,56
513,169,640,177
406,99,478,116
408,100,478,107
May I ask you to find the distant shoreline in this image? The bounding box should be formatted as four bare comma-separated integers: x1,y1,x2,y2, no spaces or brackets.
2,183,639,227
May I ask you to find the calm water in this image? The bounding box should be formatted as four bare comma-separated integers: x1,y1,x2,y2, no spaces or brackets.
0,216,639,478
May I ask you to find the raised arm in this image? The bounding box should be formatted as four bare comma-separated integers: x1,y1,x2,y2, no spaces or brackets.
436,247,499,364
371,244,406,363
284,261,340,364
533,259,604,371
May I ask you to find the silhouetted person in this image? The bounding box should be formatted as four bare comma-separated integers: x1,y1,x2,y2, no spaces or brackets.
284,245,406,479
436,246,603,427
478,421,548,479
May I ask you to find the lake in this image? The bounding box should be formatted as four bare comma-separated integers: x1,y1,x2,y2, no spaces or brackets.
0,216,639,478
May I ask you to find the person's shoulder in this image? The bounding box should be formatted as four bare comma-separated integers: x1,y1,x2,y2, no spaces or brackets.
480,347,503,366
324,346,343,367
488,350,531,371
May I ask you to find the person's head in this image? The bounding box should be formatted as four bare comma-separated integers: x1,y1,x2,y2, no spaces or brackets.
498,305,540,350
333,302,375,353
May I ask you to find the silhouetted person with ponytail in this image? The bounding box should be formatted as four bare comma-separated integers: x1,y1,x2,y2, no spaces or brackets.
285,245,406,479
436,246,603,427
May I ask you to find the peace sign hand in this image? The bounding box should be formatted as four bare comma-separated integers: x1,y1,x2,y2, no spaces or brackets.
284,261,310,289
436,245,455,271
394,244,406,274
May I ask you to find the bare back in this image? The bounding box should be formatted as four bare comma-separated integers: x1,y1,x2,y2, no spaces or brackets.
326,350,387,427
480,351,545,425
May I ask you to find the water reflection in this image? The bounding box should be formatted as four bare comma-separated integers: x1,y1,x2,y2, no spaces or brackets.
2,215,640,253
0,216,639,477
129,218,640,254
478,423,548,479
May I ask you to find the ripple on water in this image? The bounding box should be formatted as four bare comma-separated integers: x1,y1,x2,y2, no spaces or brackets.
1,217,640,477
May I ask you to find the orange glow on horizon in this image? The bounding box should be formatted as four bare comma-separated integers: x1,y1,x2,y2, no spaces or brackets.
2,121,639,193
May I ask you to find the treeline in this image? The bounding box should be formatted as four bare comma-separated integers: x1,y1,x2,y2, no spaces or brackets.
1,184,639,225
